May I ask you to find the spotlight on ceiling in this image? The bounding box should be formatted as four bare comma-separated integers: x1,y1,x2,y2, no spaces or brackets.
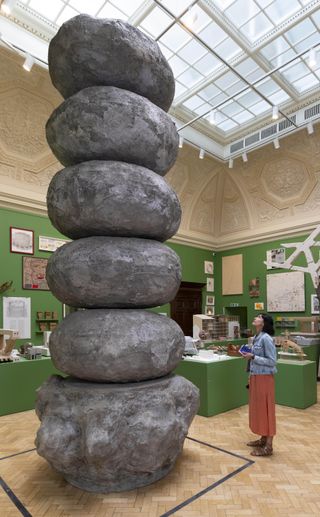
199,148,205,159
1,0,16,15
272,105,279,120
184,7,198,28
228,158,233,169
273,138,280,149
209,110,216,125
242,152,248,163
309,48,317,69
23,54,34,72
179,135,184,148
307,122,314,135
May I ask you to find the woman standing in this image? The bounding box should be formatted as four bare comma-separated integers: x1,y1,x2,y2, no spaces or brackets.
242,313,277,457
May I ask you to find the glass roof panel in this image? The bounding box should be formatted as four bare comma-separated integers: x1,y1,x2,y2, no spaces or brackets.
233,110,255,123
270,48,297,68
97,3,127,20
249,99,270,115
265,0,301,24
255,77,279,96
234,57,260,77
183,95,205,111
56,6,79,25
281,59,311,82
240,12,273,43
198,84,222,101
225,80,247,96
178,39,207,64
158,42,173,60
293,73,319,93
214,37,243,61
159,24,191,51
140,6,173,38
224,0,260,28
208,92,228,105
267,89,290,105
215,71,239,89
168,55,189,76
260,36,290,60
221,101,243,116
236,89,262,107
285,18,316,46
255,0,273,8
294,32,320,54
180,5,212,34
193,53,222,75
29,0,64,21
312,9,320,29
178,67,204,87
193,102,213,115
109,0,146,16
174,81,187,98
157,0,193,17
218,119,239,132
69,0,105,16
212,0,237,10
198,21,228,49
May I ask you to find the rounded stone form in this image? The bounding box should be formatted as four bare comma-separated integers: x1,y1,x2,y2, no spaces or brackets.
46,86,178,176
47,161,181,241
49,309,184,382
36,374,199,493
48,15,175,112
46,237,181,308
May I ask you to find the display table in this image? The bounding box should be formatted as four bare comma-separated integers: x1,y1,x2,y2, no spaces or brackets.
0,357,62,416
174,351,248,417
275,359,317,409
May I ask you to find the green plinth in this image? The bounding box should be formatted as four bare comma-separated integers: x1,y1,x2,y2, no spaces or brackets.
175,356,248,417
0,357,62,416
275,360,317,409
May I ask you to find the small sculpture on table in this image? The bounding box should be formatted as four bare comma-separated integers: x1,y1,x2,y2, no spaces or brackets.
0,329,18,363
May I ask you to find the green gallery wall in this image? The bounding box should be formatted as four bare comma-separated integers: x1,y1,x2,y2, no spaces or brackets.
214,234,317,334
0,207,213,344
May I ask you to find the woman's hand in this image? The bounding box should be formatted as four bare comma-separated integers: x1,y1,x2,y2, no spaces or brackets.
241,352,254,360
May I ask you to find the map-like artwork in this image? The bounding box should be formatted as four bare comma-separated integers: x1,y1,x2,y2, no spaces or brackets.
22,257,49,290
267,271,305,312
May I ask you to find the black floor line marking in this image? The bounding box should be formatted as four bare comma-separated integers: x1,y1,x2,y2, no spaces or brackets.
187,436,254,462
0,448,36,461
0,477,33,517
160,461,253,517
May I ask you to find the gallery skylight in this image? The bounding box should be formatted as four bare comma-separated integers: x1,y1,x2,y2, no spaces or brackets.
1,0,320,147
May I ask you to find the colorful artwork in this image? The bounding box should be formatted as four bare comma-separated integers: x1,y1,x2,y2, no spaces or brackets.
249,277,260,297
22,257,49,291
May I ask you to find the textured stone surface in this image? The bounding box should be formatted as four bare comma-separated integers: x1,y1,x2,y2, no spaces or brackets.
46,237,181,308
48,15,175,112
49,309,185,382
36,374,199,492
47,161,181,241
46,86,178,176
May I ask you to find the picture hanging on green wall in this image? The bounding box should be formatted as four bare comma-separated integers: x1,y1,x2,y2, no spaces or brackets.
10,227,34,255
22,257,49,291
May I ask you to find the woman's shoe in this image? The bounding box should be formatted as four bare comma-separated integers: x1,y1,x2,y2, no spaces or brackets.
246,438,266,447
250,445,273,457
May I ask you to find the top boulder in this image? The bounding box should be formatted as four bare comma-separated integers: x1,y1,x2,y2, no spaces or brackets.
48,15,175,112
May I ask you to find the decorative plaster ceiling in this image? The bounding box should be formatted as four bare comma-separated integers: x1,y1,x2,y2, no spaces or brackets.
1,0,320,161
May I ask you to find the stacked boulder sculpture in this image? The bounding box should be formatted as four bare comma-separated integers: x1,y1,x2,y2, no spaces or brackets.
35,15,199,493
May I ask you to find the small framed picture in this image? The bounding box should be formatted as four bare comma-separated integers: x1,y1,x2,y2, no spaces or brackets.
204,260,214,274
22,256,49,291
254,302,264,311
311,294,319,314
39,235,70,252
205,306,215,316
207,277,214,292
206,295,215,306
10,227,34,254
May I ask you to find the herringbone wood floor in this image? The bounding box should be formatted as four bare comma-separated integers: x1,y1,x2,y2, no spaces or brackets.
1,385,319,516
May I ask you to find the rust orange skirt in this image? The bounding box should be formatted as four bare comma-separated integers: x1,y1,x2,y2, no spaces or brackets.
249,374,276,437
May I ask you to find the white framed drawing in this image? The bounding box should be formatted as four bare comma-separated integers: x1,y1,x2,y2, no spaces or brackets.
206,295,215,306
39,236,70,252
266,248,285,270
267,271,305,312
204,260,214,274
206,277,214,292
10,227,34,254
311,294,319,314
205,306,214,316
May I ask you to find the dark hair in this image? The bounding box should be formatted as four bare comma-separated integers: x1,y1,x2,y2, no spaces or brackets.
260,313,274,336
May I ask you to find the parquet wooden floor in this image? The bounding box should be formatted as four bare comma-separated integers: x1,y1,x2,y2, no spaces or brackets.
1,384,319,516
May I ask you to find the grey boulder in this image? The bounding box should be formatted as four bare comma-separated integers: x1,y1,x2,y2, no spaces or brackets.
46,86,179,176
47,161,181,241
49,309,185,382
48,15,175,112
46,236,181,308
35,374,199,492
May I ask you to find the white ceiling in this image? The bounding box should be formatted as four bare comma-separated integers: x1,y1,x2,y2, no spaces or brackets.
1,0,320,161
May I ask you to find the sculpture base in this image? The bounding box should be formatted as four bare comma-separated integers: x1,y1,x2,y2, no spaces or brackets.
35,374,199,493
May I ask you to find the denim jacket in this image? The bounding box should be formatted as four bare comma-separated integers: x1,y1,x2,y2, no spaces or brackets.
250,331,277,375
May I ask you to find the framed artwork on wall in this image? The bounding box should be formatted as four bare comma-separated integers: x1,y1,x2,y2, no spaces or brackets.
10,227,34,255
206,277,214,292
254,302,264,311
311,294,319,314
204,260,214,274
206,295,215,306
205,306,214,316
22,256,49,291
39,235,70,252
